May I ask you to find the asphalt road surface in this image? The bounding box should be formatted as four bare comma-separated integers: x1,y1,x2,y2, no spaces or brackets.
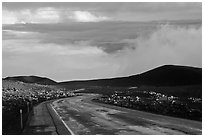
23,100,71,135
51,94,202,135
23,94,202,135
23,101,58,135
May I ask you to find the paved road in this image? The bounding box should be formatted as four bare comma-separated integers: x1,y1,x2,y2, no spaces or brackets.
23,94,202,135
23,101,71,135
23,101,57,135
52,94,202,135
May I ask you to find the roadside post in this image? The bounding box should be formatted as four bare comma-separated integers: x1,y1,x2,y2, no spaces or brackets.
27,102,29,113
20,109,23,129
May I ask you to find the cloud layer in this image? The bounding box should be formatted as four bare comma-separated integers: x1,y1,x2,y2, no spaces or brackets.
3,7,111,24
2,21,202,81
114,24,202,76
3,2,201,24
2,3,202,81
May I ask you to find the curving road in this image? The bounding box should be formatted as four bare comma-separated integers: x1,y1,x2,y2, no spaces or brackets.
51,94,202,135
23,94,202,135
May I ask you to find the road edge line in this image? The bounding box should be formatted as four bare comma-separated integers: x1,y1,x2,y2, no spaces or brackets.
50,104,75,135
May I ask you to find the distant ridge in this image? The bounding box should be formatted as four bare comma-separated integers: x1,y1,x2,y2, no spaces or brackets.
3,65,202,87
59,65,202,87
3,75,57,85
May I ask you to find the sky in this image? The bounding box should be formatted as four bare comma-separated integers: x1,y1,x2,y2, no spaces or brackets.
2,2,202,81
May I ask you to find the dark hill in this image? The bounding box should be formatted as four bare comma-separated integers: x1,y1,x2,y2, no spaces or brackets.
3,65,202,87
3,76,57,85
59,65,202,87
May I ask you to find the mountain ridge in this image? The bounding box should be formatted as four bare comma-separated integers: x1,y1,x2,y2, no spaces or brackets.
3,65,202,87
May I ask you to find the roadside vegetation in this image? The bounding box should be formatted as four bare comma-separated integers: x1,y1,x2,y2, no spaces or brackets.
76,85,202,121
2,80,76,135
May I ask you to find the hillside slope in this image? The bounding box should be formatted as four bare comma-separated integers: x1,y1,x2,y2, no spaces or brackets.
3,76,57,85
59,65,202,87
3,65,201,87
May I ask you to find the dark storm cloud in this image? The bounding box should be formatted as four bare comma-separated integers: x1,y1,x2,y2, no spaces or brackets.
96,42,136,54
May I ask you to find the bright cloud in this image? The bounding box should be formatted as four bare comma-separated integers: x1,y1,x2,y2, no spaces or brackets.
2,7,110,24
70,11,109,22
32,7,60,23
2,7,60,24
114,24,202,76
2,9,18,24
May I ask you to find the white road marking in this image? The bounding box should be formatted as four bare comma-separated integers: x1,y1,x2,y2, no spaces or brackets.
51,95,202,135
50,104,75,135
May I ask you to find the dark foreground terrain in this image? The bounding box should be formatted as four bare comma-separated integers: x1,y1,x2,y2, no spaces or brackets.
2,80,76,135
2,65,202,134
